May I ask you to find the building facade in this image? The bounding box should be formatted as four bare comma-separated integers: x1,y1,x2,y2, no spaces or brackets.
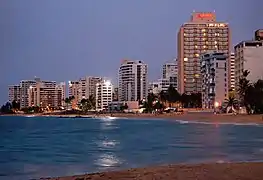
229,53,235,91
201,52,228,109
96,80,113,111
177,12,231,94
28,78,65,108
8,85,20,103
234,40,263,88
69,76,102,104
118,60,148,101
20,80,36,109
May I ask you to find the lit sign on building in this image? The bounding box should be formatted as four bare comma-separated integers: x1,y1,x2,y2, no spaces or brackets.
197,13,213,19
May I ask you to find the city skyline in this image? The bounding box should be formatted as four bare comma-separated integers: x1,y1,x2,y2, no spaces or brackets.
1,0,262,104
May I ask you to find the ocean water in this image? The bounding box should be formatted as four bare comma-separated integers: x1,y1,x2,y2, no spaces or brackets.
1,116,263,180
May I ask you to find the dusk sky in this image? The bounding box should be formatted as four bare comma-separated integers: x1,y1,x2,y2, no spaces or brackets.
0,0,262,104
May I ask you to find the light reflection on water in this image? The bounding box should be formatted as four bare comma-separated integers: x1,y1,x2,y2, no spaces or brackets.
1,116,263,180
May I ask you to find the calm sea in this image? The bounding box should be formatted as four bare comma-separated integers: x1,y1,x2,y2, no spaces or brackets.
1,116,263,180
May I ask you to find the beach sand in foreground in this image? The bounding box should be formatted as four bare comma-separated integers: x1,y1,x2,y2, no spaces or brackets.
41,162,263,180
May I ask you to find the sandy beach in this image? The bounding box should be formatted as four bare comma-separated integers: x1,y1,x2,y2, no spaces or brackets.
41,162,263,180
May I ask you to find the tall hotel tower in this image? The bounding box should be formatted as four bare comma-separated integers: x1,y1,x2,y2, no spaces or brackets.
177,12,231,94
118,60,148,101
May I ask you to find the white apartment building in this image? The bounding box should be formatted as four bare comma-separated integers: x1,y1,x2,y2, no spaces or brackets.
69,76,102,103
234,40,263,88
55,82,66,107
201,52,228,109
159,59,178,91
8,85,20,103
230,53,235,91
118,60,148,101
96,80,113,111
20,80,36,108
162,59,178,79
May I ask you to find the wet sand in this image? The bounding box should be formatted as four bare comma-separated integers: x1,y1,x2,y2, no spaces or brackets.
42,162,263,180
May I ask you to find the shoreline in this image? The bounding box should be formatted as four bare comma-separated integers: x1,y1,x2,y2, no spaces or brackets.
2,112,263,125
41,162,263,180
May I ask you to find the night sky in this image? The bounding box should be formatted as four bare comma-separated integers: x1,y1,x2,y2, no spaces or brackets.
0,0,262,104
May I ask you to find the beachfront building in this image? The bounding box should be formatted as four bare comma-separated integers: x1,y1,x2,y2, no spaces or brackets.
118,60,148,101
68,76,102,104
177,12,231,94
234,40,263,88
28,78,65,108
229,53,235,91
8,85,20,103
200,52,228,109
55,82,66,107
160,59,178,91
95,80,113,111
20,80,36,109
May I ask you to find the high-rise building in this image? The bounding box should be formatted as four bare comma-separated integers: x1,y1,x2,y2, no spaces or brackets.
229,53,235,91
162,59,178,79
20,80,36,109
8,85,20,103
28,78,65,108
118,60,148,101
96,80,113,111
201,52,228,109
55,82,66,107
159,59,178,91
69,76,102,103
177,12,231,94
234,40,263,88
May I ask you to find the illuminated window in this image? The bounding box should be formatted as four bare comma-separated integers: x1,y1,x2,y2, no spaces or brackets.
203,45,206,48
184,33,187,36
215,45,218,48
203,33,206,36
201,29,206,32
214,41,217,44
195,53,199,57
195,74,200,78
184,58,188,62
195,45,198,48
202,38,206,40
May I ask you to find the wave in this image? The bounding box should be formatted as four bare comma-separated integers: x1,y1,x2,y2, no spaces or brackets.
174,119,262,126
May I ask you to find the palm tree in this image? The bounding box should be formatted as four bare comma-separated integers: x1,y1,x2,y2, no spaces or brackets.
64,96,75,110
88,95,96,110
224,97,238,114
143,93,157,113
167,85,180,108
159,90,167,104
64,98,71,110
238,70,251,114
